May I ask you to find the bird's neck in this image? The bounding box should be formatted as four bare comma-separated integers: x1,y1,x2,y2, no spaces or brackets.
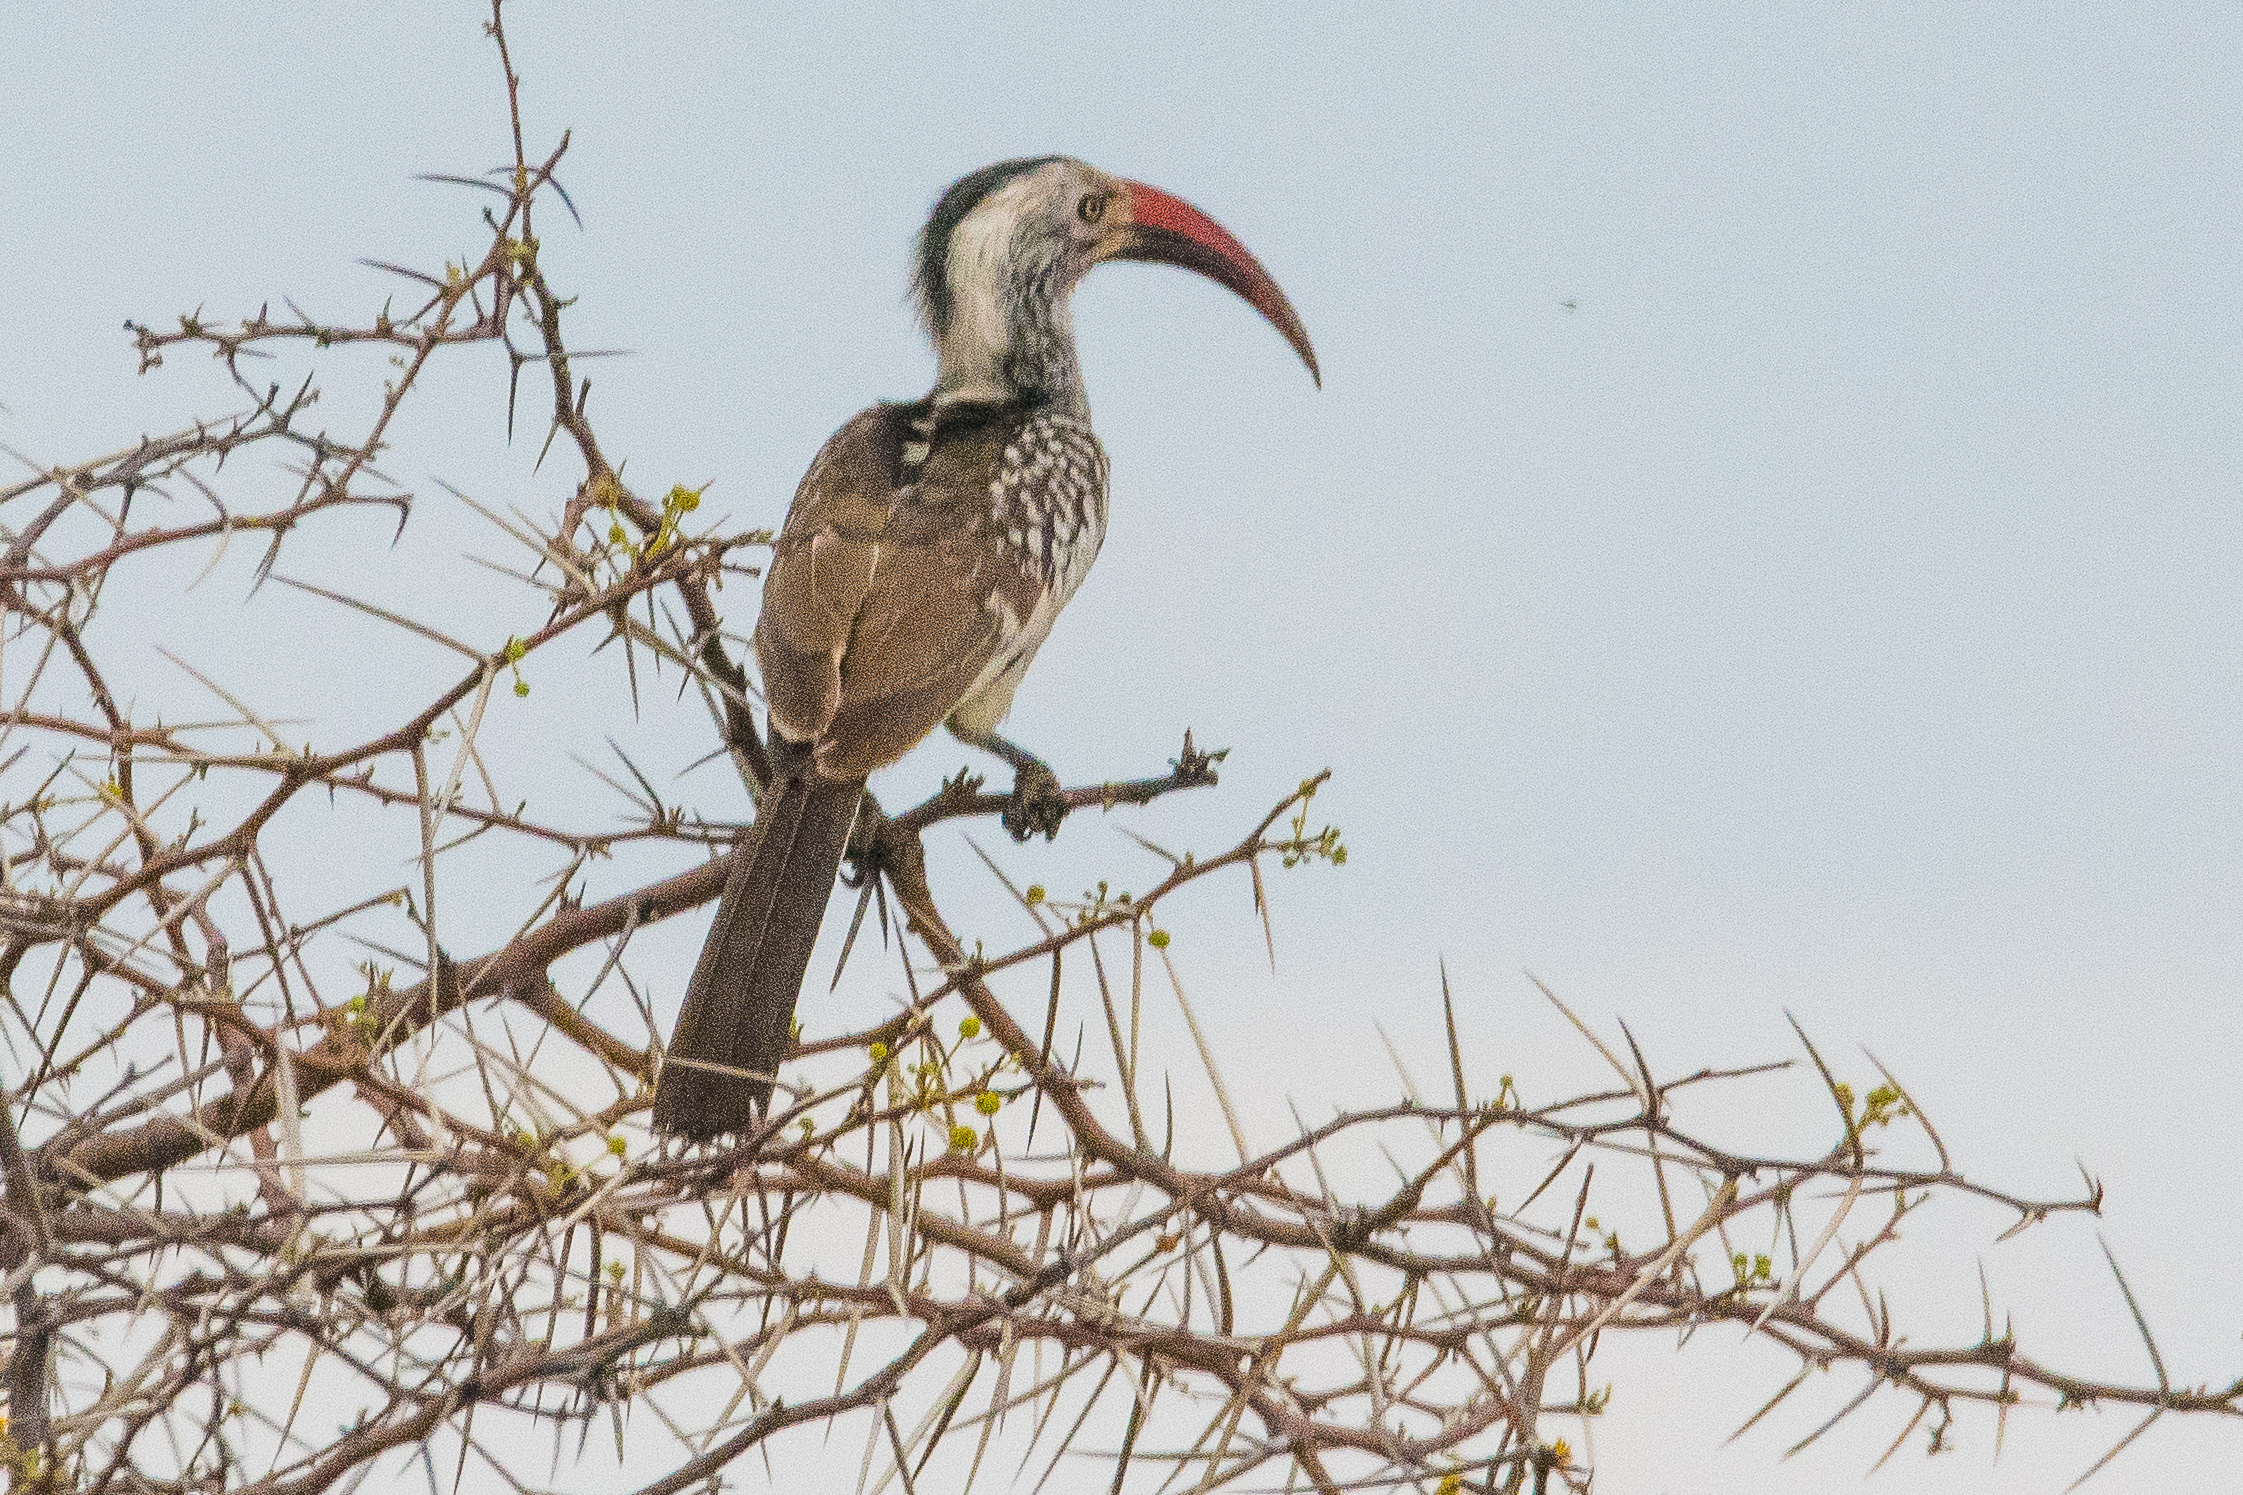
934,277,1089,416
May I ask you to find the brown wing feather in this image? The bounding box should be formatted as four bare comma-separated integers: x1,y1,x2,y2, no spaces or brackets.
753,402,1034,780
754,408,893,742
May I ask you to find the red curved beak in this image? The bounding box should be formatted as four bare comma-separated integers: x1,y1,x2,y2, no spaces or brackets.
1111,181,1320,387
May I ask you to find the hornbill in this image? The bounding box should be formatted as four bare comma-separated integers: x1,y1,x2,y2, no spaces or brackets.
653,157,1317,1140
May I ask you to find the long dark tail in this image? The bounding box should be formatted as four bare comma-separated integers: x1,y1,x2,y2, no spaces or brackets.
653,769,863,1139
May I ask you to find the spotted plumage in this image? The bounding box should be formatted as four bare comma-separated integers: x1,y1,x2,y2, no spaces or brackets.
987,411,1106,582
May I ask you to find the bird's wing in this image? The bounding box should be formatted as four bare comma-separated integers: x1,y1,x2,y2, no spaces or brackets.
755,403,1041,781
753,407,897,746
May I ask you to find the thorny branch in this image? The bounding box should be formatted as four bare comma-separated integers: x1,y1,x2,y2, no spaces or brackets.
1,7,2235,1494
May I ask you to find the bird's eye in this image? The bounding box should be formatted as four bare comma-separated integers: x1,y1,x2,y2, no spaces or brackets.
1076,192,1108,226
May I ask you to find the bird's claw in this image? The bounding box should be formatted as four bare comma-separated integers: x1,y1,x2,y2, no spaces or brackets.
1001,761,1068,842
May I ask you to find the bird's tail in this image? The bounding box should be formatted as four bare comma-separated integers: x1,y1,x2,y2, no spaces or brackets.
653,769,863,1139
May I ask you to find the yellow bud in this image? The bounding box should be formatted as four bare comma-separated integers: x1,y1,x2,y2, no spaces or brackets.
868,1041,889,1063
975,1091,1001,1115
959,1015,982,1038
948,1123,978,1153
1147,929,1170,949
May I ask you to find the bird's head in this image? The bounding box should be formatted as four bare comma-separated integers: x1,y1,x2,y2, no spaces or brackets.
916,156,1318,406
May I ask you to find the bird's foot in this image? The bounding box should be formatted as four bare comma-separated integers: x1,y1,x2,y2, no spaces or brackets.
1002,760,1068,842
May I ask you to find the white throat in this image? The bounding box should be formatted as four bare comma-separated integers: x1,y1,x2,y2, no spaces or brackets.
932,173,1083,408
936,197,1014,398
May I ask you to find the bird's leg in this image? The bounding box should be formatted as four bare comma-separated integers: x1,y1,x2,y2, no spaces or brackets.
950,724,1069,842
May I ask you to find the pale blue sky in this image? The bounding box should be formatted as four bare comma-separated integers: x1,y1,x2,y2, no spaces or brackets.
7,4,2241,1488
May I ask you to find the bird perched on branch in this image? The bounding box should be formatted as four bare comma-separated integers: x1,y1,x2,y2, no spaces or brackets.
653,157,1318,1140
